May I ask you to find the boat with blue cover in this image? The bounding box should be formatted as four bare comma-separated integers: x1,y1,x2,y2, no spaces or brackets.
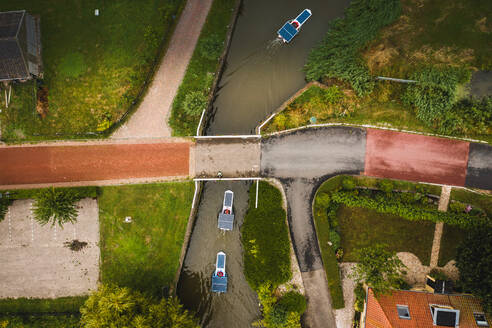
218,190,234,231
211,251,227,293
277,9,312,43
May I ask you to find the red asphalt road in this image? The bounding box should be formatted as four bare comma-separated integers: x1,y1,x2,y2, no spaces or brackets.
0,142,190,186
364,129,470,186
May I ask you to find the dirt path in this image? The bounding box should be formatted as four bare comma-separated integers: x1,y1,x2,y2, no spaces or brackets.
111,0,213,139
430,186,451,267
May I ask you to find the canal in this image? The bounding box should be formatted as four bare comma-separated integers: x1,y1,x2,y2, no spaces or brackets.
177,0,349,327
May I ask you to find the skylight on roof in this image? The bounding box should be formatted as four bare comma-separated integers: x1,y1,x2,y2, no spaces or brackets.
397,305,410,319
429,305,460,327
474,313,489,327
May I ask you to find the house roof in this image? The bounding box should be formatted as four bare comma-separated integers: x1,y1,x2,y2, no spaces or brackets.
0,10,42,81
365,288,488,328
0,10,24,39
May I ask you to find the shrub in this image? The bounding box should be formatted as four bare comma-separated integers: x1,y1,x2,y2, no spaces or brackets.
438,96,492,135
198,33,223,61
429,268,449,281
378,180,394,194
305,0,401,96
351,244,406,294
183,91,208,116
0,198,12,222
329,230,341,251
403,66,471,127
276,291,307,316
353,283,365,312
456,229,492,314
449,201,467,214
342,177,357,190
80,285,198,328
316,193,331,208
33,188,80,227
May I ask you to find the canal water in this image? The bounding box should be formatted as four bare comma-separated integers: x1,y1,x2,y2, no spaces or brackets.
207,0,350,135
178,0,350,327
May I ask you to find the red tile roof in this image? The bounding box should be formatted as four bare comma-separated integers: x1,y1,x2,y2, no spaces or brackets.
365,288,487,328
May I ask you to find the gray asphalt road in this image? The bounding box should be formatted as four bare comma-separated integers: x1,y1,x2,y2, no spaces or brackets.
466,143,492,190
261,127,367,328
261,126,367,179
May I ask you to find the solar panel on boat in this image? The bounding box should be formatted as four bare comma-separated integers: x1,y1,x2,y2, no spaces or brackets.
217,254,225,269
224,192,233,207
212,276,227,293
278,22,297,42
218,213,234,230
296,9,311,24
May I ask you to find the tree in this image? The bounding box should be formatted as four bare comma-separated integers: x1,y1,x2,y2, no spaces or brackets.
350,244,406,294
33,188,79,227
183,91,207,116
80,285,198,328
456,229,492,315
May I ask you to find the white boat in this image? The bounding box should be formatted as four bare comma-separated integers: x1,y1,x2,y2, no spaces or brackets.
211,251,227,293
218,190,234,231
277,9,312,43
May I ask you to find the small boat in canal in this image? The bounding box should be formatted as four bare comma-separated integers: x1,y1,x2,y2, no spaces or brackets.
211,251,228,293
277,9,312,43
218,190,234,231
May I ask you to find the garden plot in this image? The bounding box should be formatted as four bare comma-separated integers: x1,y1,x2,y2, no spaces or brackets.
0,198,99,298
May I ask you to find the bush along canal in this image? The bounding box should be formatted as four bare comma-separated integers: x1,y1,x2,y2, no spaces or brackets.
242,181,307,327
177,181,260,328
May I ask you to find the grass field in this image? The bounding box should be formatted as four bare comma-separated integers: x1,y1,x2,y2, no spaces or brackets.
0,0,184,141
98,182,194,297
364,0,492,73
438,224,469,267
337,206,435,265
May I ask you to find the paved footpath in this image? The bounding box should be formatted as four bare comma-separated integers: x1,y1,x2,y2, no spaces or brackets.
0,139,191,188
111,0,213,139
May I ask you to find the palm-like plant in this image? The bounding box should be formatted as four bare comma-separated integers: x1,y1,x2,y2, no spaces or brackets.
33,188,79,227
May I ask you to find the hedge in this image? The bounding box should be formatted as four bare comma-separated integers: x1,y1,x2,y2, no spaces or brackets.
0,297,87,314
330,190,491,229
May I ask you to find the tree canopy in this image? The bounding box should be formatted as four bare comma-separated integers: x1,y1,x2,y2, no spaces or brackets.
33,188,79,227
456,229,492,315
351,244,406,294
80,285,198,328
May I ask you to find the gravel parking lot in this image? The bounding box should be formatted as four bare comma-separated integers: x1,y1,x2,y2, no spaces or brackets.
0,198,99,298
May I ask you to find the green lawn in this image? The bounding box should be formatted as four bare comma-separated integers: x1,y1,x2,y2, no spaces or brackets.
98,182,194,297
337,206,435,265
438,224,469,267
169,0,236,136
0,0,184,141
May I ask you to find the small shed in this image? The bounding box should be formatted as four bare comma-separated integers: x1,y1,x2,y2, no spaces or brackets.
0,10,42,82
